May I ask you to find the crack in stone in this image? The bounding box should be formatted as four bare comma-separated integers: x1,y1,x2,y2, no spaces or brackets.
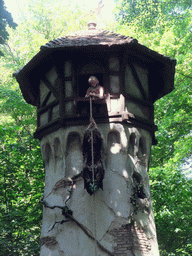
109,168,130,183
41,199,115,256
43,172,82,199
48,219,70,232
103,200,118,216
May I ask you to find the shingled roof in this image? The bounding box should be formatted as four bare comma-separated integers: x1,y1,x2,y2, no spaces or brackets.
39,23,174,62
41,28,137,49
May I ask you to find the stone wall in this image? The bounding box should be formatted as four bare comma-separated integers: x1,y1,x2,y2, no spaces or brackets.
40,123,159,256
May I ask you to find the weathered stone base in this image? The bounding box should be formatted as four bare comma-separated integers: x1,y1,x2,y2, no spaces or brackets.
40,124,159,256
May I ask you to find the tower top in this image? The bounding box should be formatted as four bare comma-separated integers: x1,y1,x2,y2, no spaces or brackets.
14,27,176,141
14,28,176,106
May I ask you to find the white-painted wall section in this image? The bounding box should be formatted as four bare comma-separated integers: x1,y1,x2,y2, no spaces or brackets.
40,123,159,256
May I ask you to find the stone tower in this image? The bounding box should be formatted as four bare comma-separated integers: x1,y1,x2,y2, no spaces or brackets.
15,25,176,256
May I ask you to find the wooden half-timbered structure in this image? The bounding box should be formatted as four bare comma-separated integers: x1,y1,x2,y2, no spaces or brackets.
14,24,176,142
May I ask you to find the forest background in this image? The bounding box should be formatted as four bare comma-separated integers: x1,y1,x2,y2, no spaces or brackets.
0,0,191,255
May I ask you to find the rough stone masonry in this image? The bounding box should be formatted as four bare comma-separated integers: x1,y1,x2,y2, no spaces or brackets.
39,124,159,256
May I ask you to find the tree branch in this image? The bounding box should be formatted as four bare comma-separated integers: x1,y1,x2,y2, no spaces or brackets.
177,71,192,80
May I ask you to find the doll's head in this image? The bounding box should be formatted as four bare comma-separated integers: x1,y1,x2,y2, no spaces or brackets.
88,76,99,87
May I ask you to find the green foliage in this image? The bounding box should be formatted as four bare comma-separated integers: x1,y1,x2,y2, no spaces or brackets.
0,37,44,253
0,0,17,53
116,0,192,33
0,128,44,256
19,0,90,41
115,0,192,255
150,167,192,255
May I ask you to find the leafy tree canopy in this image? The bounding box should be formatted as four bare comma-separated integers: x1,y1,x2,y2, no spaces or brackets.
116,0,192,33
115,0,192,255
0,0,17,44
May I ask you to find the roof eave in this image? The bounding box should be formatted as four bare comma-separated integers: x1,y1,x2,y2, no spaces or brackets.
14,41,176,106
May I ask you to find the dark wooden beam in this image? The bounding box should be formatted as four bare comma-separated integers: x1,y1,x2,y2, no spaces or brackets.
41,76,58,98
128,62,148,101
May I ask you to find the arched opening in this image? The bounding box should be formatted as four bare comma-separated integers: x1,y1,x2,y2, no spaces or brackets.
107,130,121,155
42,142,52,165
137,137,146,159
65,132,83,178
78,73,104,98
128,133,136,157
53,137,62,160
132,172,146,200
76,62,108,118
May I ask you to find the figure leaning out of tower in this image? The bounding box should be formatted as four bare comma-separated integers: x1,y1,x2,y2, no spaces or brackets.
85,76,104,99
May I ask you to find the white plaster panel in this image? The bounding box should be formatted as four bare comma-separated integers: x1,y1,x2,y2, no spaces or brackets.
125,100,150,119
52,104,60,120
109,57,119,71
107,152,128,176
64,61,72,77
147,213,160,256
125,64,143,99
109,75,120,93
65,81,73,98
133,250,152,256
146,212,158,239
65,101,74,116
134,64,149,99
46,67,57,85
40,111,48,126
40,80,50,106
47,93,56,105
67,178,93,226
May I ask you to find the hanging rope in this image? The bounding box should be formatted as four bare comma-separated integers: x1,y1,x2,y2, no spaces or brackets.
90,96,95,189
82,97,104,195
89,96,93,119
89,96,97,256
